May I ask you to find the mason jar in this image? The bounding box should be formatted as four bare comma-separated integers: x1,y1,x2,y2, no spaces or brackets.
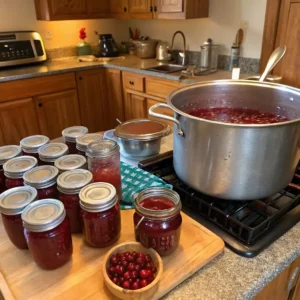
76,133,103,156
20,135,49,161
55,154,87,173
62,126,88,154
38,143,68,165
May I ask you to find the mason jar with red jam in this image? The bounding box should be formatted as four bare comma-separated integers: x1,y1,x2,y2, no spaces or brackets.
87,141,122,201
0,186,37,249
76,133,104,156
55,154,87,173
3,156,38,190
79,183,121,248
57,169,93,233
21,199,73,270
62,126,88,154
38,143,68,166
0,145,22,193
134,188,182,256
20,135,49,161
23,166,59,200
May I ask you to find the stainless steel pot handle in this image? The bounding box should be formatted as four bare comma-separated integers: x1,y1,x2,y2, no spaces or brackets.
148,103,184,136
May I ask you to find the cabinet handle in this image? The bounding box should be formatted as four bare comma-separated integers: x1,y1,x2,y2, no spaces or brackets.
38,103,43,108
129,81,134,85
154,6,157,12
150,6,153,12
79,77,83,80
287,266,300,292
124,7,127,12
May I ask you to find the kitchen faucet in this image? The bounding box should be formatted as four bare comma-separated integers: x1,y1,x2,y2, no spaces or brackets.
171,31,186,66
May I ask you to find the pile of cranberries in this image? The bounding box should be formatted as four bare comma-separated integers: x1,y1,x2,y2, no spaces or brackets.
107,251,157,290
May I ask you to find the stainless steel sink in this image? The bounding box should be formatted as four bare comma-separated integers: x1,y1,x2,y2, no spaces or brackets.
144,64,186,73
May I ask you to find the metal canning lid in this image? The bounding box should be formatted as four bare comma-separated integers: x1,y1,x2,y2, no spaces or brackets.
54,154,87,172
3,156,38,179
0,186,38,215
79,183,118,212
76,134,104,152
86,140,119,159
57,169,93,194
20,135,50,153
114,119,171,141
134,187,182,219
62,126,88,143
0,145,22,166
38,143,69,162
21,199,66,232
23,166,59,189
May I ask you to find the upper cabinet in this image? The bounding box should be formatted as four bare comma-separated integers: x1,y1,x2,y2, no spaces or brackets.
35,0,209,20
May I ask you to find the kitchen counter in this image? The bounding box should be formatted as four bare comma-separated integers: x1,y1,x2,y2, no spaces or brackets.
0,55,241,83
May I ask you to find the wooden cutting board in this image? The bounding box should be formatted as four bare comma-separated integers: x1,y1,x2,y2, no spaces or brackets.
0,210,224,300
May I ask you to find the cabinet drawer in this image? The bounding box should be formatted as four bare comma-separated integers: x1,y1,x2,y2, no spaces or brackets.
123,72,145,92
146,77,181,99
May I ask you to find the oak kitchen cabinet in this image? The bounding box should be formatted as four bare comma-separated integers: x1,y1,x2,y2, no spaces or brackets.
128,0,153,19
109,0,129,18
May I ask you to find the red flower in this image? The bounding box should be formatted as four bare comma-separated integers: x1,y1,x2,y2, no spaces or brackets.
79,28,87,40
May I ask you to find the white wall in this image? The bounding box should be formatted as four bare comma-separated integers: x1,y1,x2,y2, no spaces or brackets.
128,0,267,58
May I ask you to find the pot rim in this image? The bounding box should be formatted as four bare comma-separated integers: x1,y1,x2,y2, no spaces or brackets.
167,79,300,128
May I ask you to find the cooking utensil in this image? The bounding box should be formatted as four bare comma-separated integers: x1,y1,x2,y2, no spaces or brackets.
96,34,119,57
132,39,159,59
259,46,286,82
200,38,219,71
246,75,282,83
235,28,244,46
156,42,172,61
149,80,300,200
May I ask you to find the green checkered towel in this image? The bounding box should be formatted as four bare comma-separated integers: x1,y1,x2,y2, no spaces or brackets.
120,161,173,210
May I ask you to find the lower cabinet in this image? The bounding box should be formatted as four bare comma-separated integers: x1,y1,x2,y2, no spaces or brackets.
34,89,81,139
0,98,40,145
124,92,147,120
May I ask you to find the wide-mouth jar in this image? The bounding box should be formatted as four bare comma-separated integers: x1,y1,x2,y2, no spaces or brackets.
134,187,182,256
38,143,68,165
20,135,50,159
76,133,103,156
62,126,88,154
54,154,87,173
0,186,37,249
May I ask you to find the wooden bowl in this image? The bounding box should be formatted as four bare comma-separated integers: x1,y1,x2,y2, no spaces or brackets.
103,242,163,300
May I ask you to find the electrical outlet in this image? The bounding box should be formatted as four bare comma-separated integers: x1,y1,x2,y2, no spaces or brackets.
45,32,52,40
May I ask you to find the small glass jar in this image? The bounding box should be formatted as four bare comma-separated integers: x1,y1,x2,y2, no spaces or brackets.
79,183,121,248
76,134,103,156
62,126,88,154
134,188,182,256
0,186,37,249
57,169,93,233
55,154,87,173
38,143,68,165
87,141,122,200
20,135,50,161
22,199,73,270
3,156,38,190
23,166,59,200
0,145,22,193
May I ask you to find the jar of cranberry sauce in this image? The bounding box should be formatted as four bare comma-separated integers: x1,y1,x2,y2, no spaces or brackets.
76,134,103,156
20,135,49,161
55,154,87,173
79,183,121,248
57,169,93,233
23,166,59,200
134,188,182,256
0,186,37,249
62,126,88,154
22,199,73,270
38,143,68,166
0,145,22,193
87,141,122,201
3,156,38,190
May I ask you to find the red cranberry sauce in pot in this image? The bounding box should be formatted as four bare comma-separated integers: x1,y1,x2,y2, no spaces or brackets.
0,186,37,249
134,188,182,256
187,107,290,124
62,126,88,154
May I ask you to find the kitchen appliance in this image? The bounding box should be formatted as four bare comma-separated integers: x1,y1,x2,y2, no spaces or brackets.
156,41,172,61
139,151,300,257
198,38,219,74
96,34,119,57
149,80,300,200
0,31,46,68
132,39,159,59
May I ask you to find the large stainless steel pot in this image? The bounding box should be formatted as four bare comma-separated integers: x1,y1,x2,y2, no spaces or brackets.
149,80,300,200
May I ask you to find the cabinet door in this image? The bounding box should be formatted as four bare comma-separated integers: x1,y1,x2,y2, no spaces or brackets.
76,69,108,132
86,0,109,16
124,93,147,120
128,0,153,18
110,0,129,18
0,98,40,145
50,0,87,15
35,89,81,139
157,0,183,13
147,98,174,127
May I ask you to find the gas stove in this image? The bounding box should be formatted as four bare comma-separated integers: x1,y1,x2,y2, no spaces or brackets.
138,151,300,258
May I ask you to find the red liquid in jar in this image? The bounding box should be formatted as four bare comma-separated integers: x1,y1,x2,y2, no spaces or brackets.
59,193,81,233
77,149,86,157
187,107,290,124
22,151,40,160
24,217,73,270
37,184,58,200
81,203,121,248
0,169,6,193
65,141,77,155
1,213,28,249
140,197,175,210
5,178,24,190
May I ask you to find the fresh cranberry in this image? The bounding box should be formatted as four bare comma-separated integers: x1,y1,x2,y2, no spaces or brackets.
112,277,119,286
131,271,138,279
119,277,125,284
139,269,150,279
132,281,140,290
116,265,125,275
134,264,141,272
128,278,133,284
145,254,152,262
121,260,128,268
132,251,138,258
140,279,148,288
120,255,126,261
124,271,131,280
136,256,146,266
145,262,153,270
127,254,134,262
124,252,130,257
152,266,157,273
127,262,135,271
108,266,116,274
110,256,118,266
123,281,131,289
